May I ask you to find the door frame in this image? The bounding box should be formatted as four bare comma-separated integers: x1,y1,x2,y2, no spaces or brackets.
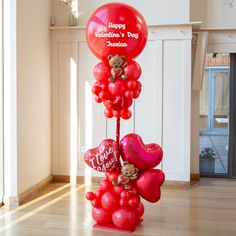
229,53,236,177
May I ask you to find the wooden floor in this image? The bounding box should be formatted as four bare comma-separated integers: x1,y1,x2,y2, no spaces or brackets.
0,178,236,236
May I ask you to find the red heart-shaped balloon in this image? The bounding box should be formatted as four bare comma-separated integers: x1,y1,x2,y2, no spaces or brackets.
84,139,120,172
135,169,165,203
119,133,163,170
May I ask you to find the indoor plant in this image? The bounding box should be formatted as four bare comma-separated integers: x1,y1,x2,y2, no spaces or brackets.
199,147,216,173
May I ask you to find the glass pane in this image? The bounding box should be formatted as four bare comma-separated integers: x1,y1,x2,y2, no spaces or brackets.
213,71,229,129
200,70,209,131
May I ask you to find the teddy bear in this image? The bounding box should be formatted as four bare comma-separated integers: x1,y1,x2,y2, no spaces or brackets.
107,54,128,82
112,161,138,190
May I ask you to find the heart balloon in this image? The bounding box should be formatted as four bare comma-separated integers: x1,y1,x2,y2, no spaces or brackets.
119,133,163,170
84,139,120,172
135,169,165,203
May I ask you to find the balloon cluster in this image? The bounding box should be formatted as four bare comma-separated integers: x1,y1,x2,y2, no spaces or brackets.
86,173,144,230
84,133,165,231
92,60,142,119
86,3,148,120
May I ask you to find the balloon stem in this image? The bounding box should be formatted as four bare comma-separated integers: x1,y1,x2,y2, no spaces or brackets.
116,118,120,145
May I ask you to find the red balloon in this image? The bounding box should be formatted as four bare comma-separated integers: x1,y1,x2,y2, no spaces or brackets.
95,190,104,199
86,191,96,201
124,90,134,99
112,208,136,229
120,199,129,208
99,179,113,191
91,198,101,208
121,109,132,120
135,169,165,203
126,80,136,90
106,171,119,182
92,207,112,224
108,79,126,96
112,110,120,118
120,191,131,201
114,185,125,195
119,133,163,171
101,192,119,211
134,202,144,220
128,198,139,208
84,139,120,172
86,3,148,60
91,83,101,95
104,107,113,118
93,62,110,82
95,95,103,103
135,81,142,90
98,90,110,100
124,61,142,80
123,98,133,108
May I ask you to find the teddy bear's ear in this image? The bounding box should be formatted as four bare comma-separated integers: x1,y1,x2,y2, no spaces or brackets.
107,55,113,61
123,161,128,166
121,55,126,60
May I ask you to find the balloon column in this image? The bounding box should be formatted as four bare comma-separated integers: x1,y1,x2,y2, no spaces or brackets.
84,2,165,232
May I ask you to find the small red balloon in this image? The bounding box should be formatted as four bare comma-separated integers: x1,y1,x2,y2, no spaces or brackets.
95,95,103,103
99,179,113,191
127,80,136,90
91,198,101,208
120,199,129,208
104,107,113,118
120,191,131,201
93,62,110,82
121,109,132,120
134,202,144,220
114,185,125,195
107,171,119,182
124,61,142,80
86,192,96,201
95,190,104,199
128,198,139,208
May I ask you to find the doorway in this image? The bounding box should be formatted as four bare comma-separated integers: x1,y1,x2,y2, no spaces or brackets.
199,53,230,176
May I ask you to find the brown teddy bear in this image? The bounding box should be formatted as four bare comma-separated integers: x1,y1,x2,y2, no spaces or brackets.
112,161,138,190
107,54,128,82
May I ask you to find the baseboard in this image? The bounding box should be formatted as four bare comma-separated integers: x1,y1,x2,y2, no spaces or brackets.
163,180,190,188
190,173,200,182
3,196,20,207
18,175,53,205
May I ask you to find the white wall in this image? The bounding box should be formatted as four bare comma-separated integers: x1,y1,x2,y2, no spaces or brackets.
51,0,190,26
190,0,236,28
17,0,51,194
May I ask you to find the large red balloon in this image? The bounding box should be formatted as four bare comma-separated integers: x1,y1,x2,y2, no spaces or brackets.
84,139,120,172
112,208,136,229
92,207,112,224
101,192,119,211
86,3,148,60
119,133,163,170
135,169,165,203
